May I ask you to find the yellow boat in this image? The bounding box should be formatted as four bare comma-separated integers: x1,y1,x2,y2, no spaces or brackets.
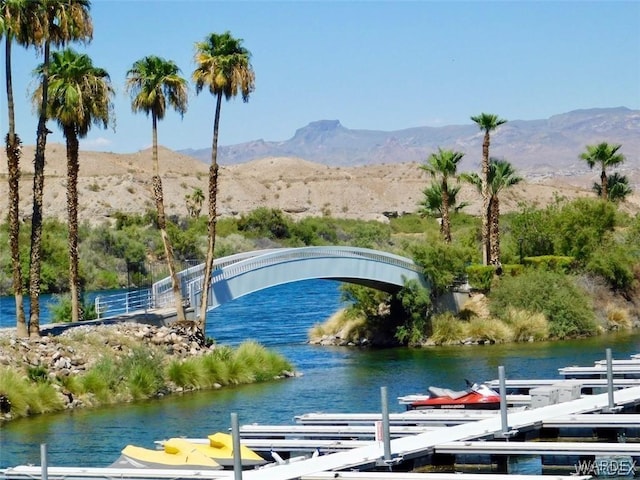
168,432,267,468
111,437,222,470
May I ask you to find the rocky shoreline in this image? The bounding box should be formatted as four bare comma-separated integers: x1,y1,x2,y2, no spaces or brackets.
0,321,296,422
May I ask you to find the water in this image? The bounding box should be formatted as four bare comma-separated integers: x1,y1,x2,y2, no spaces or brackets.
1,279,640,472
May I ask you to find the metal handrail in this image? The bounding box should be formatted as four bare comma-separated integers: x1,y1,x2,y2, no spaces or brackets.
94,288,153,319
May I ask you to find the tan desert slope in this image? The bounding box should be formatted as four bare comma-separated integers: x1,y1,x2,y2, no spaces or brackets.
1,143,638,226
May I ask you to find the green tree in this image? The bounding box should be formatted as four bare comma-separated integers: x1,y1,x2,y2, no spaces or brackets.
419,148,465,243
461,159,522,265
28,0,93,337
579,142,625,200
192,31,255,326
470,113,507,266
418,183,467,238
126,55,188,322
1,0,38,337
592,172,632,203
33,48,113,321
185,187,204,218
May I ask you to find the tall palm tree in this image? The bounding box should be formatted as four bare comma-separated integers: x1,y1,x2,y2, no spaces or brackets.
419,148,465,243
1,0,39,337
29,0,92,337
126,55,188,322
580,142,625,200
593,172,632,203
461,158,522,265
192,31,255,326
470,113,507,265
33,48,113,322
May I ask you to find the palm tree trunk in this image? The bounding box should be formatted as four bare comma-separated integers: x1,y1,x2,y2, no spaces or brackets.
151,114,185,322
480,131,490,265
29,39,51,338
65,126,81,322
601,168,608,200
489,195,501,265
441,179,451,243
198,92,222,327
5,35,27,337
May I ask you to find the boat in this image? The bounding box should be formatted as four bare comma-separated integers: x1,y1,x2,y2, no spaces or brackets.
153,432,267,469
110,437,222,470
398,381,501,410
182,432,267,468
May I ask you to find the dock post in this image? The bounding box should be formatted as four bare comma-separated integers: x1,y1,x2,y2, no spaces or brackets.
381,386,392,463
606,348,615,411
231,413,243,480
499,366,509,436
40,444,48,480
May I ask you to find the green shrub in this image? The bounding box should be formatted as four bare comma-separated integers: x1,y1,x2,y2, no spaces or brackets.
166,359,206,389
466,317,511,344
411,242,473,295
237,208,292,239
49,294,98,323
587,242,637,292
429,312,466,345
489,270,597,339
395,279,432,345
501,308,549,342
466,265,495,291
551,198,617,261
523,255,575,273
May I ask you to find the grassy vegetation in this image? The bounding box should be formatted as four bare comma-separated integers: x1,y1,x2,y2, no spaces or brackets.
0,336,293,421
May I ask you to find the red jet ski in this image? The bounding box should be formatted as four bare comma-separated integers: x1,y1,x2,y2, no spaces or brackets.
398,381,501,410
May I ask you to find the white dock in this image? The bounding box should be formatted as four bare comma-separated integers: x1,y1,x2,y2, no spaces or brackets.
559,364,640,377
542,412,640,428
294,410,503,426
238,424,435,438
486,378,640,390
237,386,640,480
435,440,640,456
1,466,234,480
301,473,590,480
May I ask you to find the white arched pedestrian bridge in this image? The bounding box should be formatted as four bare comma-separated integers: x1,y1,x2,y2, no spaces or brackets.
151,247,428,316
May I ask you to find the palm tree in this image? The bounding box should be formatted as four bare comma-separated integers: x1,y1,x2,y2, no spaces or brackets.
418,183,468,237
28,0,92,337
126,55,188,322
461,158,522,265
470,113,507,265
186,187,204,218
33,48,113,322
1,0,39,337
593,172,632,203
580,142,625,200
192,31,255,326
419,148,465,243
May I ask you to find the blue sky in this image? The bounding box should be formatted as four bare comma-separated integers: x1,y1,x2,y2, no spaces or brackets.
1,0,639,154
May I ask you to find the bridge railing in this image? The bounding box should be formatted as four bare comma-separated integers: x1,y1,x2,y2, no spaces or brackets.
94,288,153,319
151,249,286,309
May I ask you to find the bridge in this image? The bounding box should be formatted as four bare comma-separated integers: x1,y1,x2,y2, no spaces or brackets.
148,247,429,318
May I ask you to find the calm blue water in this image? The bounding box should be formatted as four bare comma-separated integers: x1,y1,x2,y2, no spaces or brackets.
1,279,640,472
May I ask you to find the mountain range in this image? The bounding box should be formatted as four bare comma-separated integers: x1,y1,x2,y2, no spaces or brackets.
182,107,640,181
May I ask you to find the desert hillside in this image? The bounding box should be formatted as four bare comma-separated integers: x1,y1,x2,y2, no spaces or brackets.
1,143,639,226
